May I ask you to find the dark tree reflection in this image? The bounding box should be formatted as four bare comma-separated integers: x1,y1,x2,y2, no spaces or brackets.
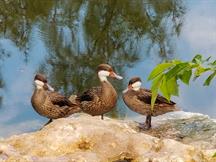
0,0,54,108
0,0,54,54
0,72,4,108
0,0,185,116
37,0,185,118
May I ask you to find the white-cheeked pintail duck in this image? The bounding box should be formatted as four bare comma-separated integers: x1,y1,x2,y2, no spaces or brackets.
122,77,178,130
76,64,123,119
31,74,81,125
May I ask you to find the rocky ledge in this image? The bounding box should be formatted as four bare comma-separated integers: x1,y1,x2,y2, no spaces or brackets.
0,112,216,162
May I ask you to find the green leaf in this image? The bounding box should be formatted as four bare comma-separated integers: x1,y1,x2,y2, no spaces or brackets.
189,63,199,68
192,54,202,64
179,69,192,85
149,54,216,110
211,60,216,66
151,92,157,111
148,63,174,81
160,75,170,100
159,76,179,102
213,152,216,157
204,56,211,62
192,55,211,64
194,66,211,77
171,60,182,64
165,62,189,80
151,74,163,110
208,60,216,69
167,77,179,96
204,71,216,86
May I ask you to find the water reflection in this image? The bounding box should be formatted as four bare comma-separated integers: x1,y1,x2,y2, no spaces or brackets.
37,0,185,117
0,42,10,108
37,0,185,90
0,0,53,51
0,0,187,136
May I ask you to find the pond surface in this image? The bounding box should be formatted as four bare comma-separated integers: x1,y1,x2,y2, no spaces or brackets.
0,0,216,137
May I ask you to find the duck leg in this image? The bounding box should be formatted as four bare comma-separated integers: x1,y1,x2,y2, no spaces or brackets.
44,119,53,126
145,114,152,129
39,119,53,130
101,114,104,120
138,114,152,130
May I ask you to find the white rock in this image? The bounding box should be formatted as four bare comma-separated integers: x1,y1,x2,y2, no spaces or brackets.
0,114,215,162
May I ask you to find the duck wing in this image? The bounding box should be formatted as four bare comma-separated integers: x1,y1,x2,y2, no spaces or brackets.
76,87,102,102
137,88,175,105
47,91,75,107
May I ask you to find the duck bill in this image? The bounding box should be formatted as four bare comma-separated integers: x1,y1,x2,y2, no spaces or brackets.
122,88,129,93
47,83,54,91
109,71,123,80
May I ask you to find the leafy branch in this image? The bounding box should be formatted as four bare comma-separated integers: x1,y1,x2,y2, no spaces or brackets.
148,54,216,109
148,54,216,158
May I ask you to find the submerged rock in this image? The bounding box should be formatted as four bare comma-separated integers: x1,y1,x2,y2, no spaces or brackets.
0,113,215,162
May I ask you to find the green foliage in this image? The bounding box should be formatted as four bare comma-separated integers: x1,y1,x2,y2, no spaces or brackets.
148,54,216,109
148,63,174,80
204,71,216,86
178,69,192,85
213,152,216,157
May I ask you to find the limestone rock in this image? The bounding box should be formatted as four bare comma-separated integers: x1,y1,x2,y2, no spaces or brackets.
140,112,216,150
0,114,215,162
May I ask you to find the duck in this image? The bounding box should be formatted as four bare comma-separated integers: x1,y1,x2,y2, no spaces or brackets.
75,64,123,119
31,73,81,125
122,77,178,130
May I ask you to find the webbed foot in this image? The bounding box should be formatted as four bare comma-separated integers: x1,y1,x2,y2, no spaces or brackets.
138,114,152,131
138,123,151,131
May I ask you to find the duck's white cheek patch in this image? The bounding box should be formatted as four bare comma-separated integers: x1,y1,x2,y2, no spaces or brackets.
98,70,110,82
132,81,142,88
98,70,110,77
34,80,44,88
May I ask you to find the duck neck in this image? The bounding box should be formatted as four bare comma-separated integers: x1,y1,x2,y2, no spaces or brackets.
100,80,117,104
31,88,46,106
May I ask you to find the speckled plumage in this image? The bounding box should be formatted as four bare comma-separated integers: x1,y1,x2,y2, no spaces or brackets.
31,74,81,121
31,90,81,119
123,77,178,129
76,81,117,116
123,88,177,117
75,64,121,117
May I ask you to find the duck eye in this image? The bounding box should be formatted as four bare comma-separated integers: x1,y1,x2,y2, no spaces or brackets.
108,69,112,72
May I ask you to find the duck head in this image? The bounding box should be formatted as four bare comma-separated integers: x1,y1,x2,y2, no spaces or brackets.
34,73,54,91
123,77,142,93
97,64,123,82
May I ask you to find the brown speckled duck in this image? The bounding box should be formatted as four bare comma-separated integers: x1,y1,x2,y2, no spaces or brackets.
31,74,81,125
76,64,123,119
122,77,178,130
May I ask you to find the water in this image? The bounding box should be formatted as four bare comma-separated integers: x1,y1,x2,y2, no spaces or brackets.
0,0,216,137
